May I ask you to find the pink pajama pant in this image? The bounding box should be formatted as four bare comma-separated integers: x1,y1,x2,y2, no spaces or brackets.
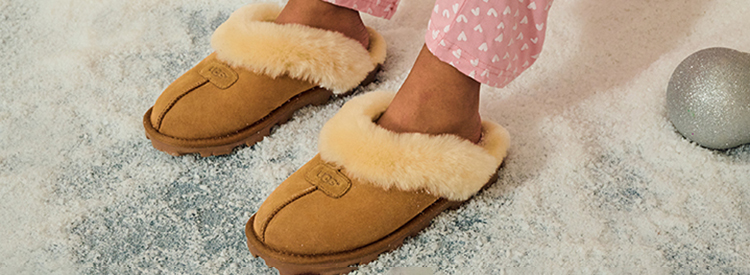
324,0,553,88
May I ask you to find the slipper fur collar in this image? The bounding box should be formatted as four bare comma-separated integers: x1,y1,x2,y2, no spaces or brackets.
211,4,386,94
318,91,511,201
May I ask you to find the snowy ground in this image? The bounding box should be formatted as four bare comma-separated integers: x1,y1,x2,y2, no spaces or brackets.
1,0,749,274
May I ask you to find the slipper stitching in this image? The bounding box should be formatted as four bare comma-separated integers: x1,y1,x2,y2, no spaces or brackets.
258,186,319,242
155,78,209,130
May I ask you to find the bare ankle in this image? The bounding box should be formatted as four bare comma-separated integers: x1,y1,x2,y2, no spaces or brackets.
377,45,484,143
275,0,370,48
378,107,483,143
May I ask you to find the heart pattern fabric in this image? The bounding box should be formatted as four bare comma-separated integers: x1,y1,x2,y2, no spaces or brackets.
325,0,554,88
426,0,553,88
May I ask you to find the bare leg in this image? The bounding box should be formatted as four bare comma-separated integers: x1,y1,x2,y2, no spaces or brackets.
378,45,483,143
275,0,370,48
276,1,480,143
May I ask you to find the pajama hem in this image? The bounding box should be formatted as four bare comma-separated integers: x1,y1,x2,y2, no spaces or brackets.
324,0,553,88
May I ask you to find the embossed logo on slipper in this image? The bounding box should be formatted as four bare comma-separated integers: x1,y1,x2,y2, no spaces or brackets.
199,62,238,89
305,163,351,198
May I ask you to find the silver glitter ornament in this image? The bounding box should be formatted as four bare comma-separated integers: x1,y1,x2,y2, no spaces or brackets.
667,47,750,149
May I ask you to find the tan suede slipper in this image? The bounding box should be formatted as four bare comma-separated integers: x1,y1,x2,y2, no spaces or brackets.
245,91,511,275
143,3,387,157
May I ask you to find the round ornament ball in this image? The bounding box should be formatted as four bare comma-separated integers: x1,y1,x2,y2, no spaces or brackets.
667,47,750,149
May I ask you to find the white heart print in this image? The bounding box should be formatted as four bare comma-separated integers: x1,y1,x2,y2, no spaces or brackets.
478,42,489,51
423,0,552,88
503,6,512,15
453,49,462,58
457,31,468,41
471,7,480,16
494,34,503,42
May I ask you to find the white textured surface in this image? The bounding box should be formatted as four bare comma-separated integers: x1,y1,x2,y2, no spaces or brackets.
1,0,749,274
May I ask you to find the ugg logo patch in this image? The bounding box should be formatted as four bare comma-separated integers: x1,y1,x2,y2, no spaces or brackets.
305,163,351,198
208,66,228,78
199,62,238,89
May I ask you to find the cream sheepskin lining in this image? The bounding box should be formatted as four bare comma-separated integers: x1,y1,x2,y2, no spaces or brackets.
210,3,387,94
318,91,511,201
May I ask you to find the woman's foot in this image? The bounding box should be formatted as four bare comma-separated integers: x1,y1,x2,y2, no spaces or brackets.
377,45,483,143
275,0,370,48
277,2,479,142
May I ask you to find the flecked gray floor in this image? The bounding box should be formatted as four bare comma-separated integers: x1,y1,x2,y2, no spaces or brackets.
2,0,749,274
